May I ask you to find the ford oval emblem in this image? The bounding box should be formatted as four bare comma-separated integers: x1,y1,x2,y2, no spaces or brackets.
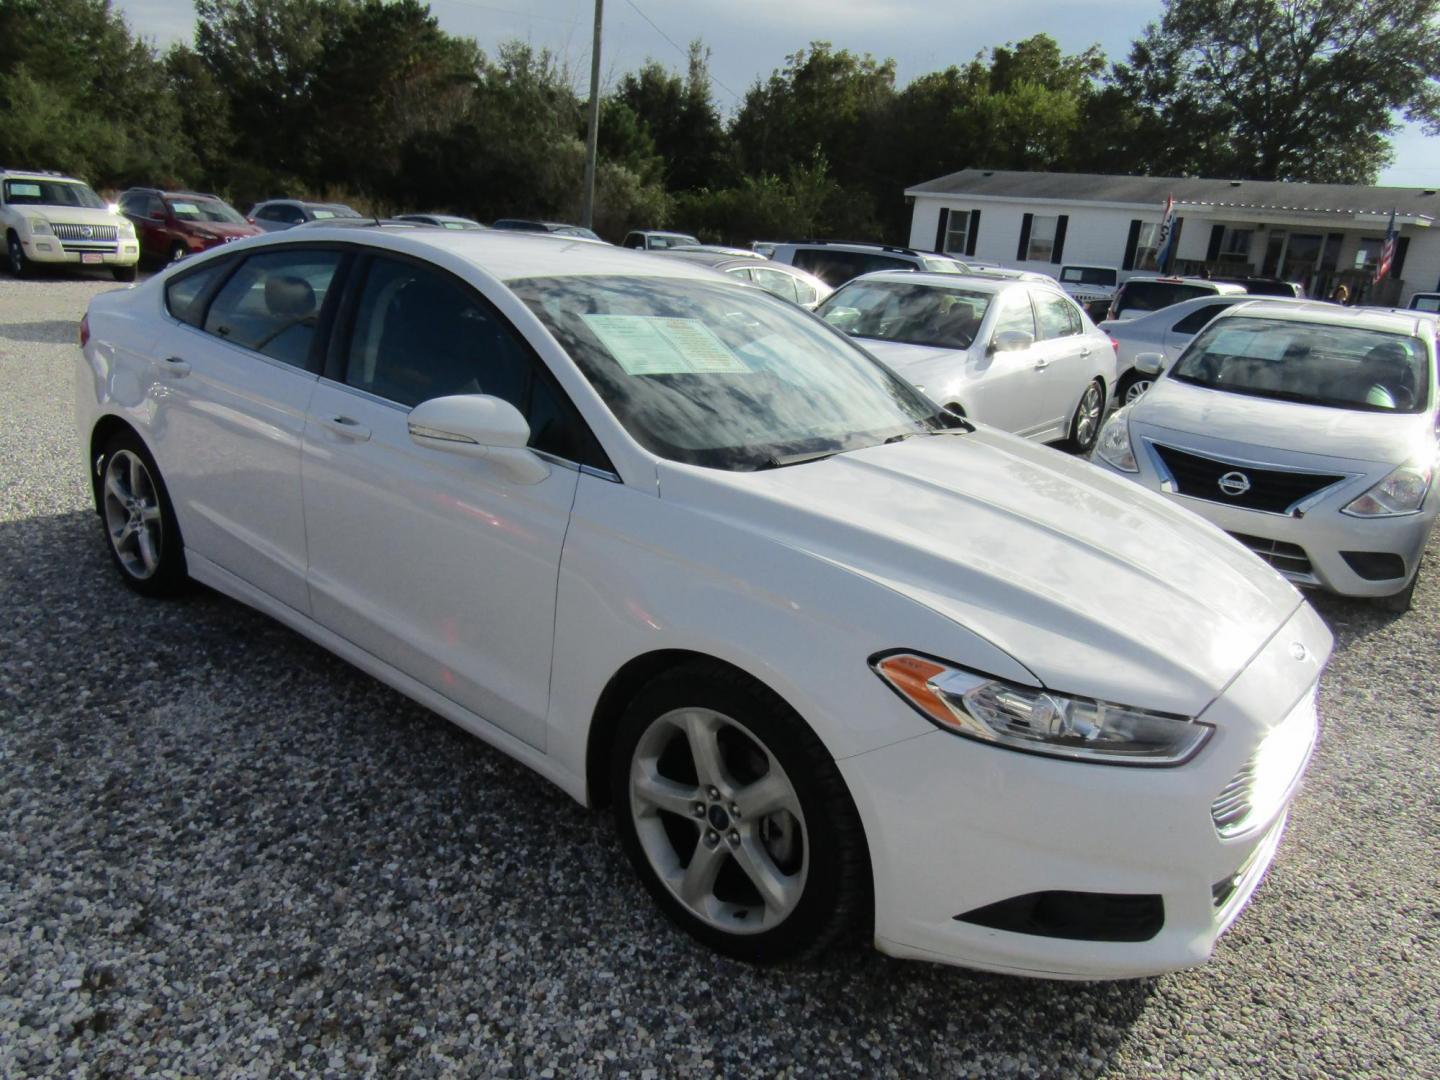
1289,642,1309,662
1217,470,1251,497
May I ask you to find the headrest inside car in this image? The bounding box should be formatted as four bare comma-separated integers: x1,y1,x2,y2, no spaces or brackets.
265,275,316,317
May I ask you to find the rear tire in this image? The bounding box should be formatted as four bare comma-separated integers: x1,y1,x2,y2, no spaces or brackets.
610,661,869,964
7,231,32,279
1065,378,1105,453
96,431,187,596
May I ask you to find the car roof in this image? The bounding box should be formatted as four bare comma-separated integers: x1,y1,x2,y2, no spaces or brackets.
258,225,726,283
1213,300,1435,336
1122,276,1246,292
835,270,1017,294
1,169,86,183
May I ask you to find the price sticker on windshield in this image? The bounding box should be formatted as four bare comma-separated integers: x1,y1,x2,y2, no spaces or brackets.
583,315,748,375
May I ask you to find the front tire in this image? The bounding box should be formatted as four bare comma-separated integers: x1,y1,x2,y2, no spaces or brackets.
112,263,138,283
7,231,32,279
97,432,187,596
611,662,868,964
1373,556,1422,614
1118,371,1153,406
1066,378,1105,453
168,242,187,265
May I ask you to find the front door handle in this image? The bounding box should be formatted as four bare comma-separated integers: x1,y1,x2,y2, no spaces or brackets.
322,415,371,442
1033,357,1050,370
158,356,190,377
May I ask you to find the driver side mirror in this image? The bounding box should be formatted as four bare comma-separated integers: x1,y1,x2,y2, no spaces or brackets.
1134,352,1167,376
407,394,549,485
989,329,1034,354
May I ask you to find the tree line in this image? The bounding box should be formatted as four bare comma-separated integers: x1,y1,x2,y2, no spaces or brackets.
1,0,1436,243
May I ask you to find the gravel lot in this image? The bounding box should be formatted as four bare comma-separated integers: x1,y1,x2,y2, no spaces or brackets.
1,272,1437,1078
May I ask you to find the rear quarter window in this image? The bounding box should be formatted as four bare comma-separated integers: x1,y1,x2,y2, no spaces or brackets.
164,259,234,326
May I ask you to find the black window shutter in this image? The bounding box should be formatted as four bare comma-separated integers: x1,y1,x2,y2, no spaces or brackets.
1206,224,1224,262
1052,215,1068,264
934,207,950,253
966,209,981,256
1122,219,1142,271
1394,236,1410,279
1017,213,1033,262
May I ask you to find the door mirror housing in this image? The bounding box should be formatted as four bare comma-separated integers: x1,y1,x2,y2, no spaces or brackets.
1134,352,1167,376
989,329,1034,354
407,394,549,484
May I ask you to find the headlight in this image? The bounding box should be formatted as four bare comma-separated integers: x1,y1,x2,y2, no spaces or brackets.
1095,409,1137,471
118,220,136,237
1341,462,1433,517
27,218,51,235
872,653,1212,766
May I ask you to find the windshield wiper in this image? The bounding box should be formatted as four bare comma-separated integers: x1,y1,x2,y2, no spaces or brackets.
763,449,841,468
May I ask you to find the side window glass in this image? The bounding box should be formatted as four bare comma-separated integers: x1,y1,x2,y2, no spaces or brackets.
725,267,755,283
791,277,819,306
751,267,800,304
992,292,1036,342
146,196,165,218
1034,291,1081,340
282,205,305,224
345,257,599,463
203,249,341,368
165,259,232,326
256,205,280,221
1172,303,1229,335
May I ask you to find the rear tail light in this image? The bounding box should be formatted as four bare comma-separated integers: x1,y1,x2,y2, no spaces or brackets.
246,216,255,224
1110,338,1120,352
79,314,90,348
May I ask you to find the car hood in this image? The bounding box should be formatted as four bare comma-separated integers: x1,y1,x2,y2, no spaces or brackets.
1134,377,1432,464
29,206,126,227
658,430,1302,717
187,222,260,239
856,338,965,374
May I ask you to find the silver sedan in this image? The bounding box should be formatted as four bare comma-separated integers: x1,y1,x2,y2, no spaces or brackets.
1093,301,1439,610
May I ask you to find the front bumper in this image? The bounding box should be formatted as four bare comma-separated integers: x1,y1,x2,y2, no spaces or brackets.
1091,434,1437,598
23,235,139,266
842,602,1328,980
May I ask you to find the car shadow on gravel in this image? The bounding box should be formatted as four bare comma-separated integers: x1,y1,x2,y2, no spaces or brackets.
0,319,80,344
2,508,1159,1077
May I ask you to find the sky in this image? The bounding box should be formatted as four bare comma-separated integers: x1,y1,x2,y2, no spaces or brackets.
112,0,1440,188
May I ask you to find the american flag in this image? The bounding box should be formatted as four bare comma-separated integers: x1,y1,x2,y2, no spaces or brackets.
1155,195,1177,274
1377,209,1398,281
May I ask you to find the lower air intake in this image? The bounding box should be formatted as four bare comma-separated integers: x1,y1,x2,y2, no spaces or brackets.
955,891,1163,942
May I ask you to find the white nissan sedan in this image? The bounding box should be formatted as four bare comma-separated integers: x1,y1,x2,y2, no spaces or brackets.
76,228,1331,980
815,273,1116,453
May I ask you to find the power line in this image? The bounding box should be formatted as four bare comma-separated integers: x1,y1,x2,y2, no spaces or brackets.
620,0,743,103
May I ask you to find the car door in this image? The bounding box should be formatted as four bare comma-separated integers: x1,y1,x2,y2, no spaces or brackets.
1031,288,1096,435
139,194,169,260
301,252,595,750
964,288,1048,434
145,245,347,612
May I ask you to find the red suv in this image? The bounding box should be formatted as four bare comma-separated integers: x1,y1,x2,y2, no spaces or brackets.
117,188,261,265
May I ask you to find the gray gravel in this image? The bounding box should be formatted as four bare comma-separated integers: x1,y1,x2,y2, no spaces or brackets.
1,272,1437,1078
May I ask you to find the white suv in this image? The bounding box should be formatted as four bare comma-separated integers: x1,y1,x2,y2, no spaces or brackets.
1,169,140,281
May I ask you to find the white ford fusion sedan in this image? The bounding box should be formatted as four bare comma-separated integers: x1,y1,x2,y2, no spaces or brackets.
1093,302,1439,612
76,228,1331,980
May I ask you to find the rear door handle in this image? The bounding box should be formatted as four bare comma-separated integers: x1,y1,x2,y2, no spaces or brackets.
158,356,190,377
322,415,371,442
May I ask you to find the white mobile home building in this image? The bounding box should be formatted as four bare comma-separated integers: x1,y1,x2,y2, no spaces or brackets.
906,169,1440,305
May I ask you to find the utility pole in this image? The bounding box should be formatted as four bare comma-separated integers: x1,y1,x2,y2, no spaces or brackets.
581,0,604,229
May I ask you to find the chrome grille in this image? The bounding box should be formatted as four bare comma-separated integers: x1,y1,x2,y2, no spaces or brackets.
1211,690,1317,838
51,223,118,241
1151,443,1346,515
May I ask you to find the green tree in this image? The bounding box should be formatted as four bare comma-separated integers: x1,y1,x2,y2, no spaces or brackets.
1113,0,1440,182
613,42,732,193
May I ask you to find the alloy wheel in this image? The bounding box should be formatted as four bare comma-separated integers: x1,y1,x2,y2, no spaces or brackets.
1074,381,1104,449
1124,378,1153,405
102,449,164,580
628,707,808,934
8,236,24,276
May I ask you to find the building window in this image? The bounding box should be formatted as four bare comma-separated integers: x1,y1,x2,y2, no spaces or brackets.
1222,229,1252,257
1025,215,1058,262
944,212,971,255
1133,222,1161,271
1354,237,1385,273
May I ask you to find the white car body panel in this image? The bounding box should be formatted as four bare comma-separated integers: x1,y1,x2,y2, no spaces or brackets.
76,230,1335,979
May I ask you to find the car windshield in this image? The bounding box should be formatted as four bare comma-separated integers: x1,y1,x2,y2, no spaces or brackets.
648,234,699,249
1061,267,1116,286
1170,316,1431,413
310,205,361,220
4,179,106,209
816,279,993,350
166,196,245,224
512,275,948,470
